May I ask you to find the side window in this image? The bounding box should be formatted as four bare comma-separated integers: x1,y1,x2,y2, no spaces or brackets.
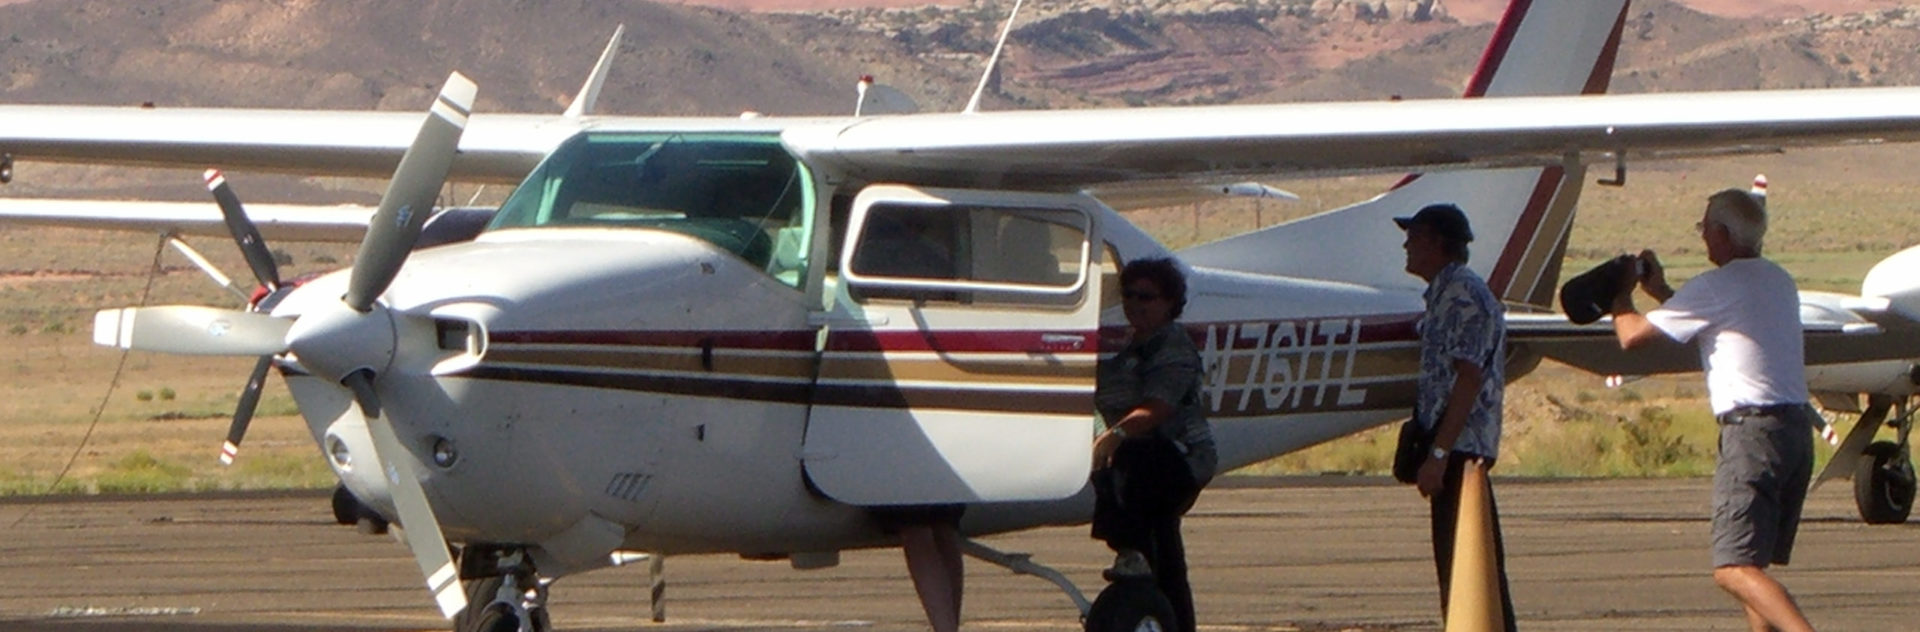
846,202,1089,307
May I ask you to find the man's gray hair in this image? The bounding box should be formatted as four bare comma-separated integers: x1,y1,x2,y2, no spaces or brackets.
1706,188,1767,252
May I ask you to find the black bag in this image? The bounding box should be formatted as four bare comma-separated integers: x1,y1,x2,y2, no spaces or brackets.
1392,415,1434,485
1559,254,1638,325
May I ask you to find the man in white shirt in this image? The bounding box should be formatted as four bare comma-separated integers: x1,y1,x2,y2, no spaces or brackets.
1609,189,1816,632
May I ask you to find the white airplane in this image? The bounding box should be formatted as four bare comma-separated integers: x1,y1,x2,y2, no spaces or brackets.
5,1,1920,630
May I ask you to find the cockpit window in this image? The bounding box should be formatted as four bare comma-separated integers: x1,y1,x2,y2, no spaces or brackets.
487,132,815,287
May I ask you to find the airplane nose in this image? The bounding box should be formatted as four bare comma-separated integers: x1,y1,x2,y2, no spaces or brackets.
285,301,397,384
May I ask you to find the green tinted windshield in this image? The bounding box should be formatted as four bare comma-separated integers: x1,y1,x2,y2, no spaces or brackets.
487,132,812,282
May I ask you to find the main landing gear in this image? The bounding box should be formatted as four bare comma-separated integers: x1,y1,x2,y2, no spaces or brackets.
959,540,1178,632
454,546,552,632
1854,398,1916,524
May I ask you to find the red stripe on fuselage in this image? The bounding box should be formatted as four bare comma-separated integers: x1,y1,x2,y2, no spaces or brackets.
490,330,816,350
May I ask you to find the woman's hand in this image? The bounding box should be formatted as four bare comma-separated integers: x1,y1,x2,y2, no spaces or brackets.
1092,429,1122,471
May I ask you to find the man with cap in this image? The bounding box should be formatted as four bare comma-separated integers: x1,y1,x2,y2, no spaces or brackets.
1396,203,1517,629
1609,189,1815,632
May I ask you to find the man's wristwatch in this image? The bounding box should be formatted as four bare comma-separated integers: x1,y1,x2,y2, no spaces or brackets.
1430,446,1449,460
1110,425,1128,439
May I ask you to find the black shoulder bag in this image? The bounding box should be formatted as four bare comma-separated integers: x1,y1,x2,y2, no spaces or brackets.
1391,406,1435,485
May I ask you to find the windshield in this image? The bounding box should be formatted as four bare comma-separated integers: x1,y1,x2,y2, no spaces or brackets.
488,132,813,284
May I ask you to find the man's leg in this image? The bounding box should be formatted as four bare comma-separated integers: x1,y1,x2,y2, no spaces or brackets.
1713,565,1811,632
1427,454,1468,613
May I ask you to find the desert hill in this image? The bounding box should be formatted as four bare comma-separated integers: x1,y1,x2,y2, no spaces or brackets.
0,0,1916,202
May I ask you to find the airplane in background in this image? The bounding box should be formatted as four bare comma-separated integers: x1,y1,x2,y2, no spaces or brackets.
4,1,1920,630
1540,175,1920,526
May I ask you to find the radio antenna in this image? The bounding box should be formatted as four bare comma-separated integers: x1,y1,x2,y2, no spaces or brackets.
964,0,1026,114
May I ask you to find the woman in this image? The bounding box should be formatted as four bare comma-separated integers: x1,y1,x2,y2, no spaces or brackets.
1092,257,1217,632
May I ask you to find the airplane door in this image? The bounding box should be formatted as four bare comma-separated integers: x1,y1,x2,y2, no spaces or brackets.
803,185,1104,505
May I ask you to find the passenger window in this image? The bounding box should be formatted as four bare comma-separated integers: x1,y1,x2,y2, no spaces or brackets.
847,203,1088,307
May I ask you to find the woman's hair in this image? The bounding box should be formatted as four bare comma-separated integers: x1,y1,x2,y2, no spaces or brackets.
1120,257,1189,320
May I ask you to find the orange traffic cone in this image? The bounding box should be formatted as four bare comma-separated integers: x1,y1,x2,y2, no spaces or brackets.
1445,460,1508,632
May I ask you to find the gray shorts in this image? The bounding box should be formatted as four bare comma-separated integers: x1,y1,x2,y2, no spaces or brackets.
1711,404,1816,568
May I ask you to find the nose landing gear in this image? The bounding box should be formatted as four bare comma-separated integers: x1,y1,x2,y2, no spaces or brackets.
453,547,552,632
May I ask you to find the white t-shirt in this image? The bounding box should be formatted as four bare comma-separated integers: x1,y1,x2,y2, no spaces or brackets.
1646,257,1810,415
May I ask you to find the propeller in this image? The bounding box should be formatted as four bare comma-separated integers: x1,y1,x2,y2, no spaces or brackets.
285,71,477,619
205,169,281,292
346,74,476,312
87,72,477,618
91,305,290,356
201,169,287,465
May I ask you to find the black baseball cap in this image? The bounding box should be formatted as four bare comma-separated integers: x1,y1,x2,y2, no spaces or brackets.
1393,203,1474,242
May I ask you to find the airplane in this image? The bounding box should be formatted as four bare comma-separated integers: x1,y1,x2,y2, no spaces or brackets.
6,1,1920,630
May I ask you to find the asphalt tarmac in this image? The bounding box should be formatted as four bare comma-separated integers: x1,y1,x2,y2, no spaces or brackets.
0,477,1912,631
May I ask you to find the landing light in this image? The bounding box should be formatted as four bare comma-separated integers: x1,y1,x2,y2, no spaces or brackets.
430,435,458,468
327,436,353,471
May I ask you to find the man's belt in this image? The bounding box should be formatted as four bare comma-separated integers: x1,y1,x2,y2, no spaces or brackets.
1716,403,1810,425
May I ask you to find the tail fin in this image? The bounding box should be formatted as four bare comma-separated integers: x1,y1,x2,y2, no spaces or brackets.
1179,0,1631,308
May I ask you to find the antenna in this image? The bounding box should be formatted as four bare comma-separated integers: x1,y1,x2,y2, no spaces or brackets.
566,25,626,118
964,0,1026,114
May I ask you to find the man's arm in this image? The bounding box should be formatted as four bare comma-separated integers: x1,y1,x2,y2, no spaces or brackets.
1612,250,1674,350
1416,358,1484,496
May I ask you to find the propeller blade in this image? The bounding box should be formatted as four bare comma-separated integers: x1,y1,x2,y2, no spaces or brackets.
92,306,290,356
204,169,281,290
342,370,466,618
220,355,274,465
345,73,477,312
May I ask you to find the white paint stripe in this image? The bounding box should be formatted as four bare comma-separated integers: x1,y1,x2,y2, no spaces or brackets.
426,561,457,590
429,100,470,128
117,309,136,349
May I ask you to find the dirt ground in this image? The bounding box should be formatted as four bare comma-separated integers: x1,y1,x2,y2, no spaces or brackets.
0,477,1912,631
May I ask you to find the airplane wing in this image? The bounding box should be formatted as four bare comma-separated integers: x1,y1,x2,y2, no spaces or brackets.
0,109,591,184
1508,294,1920,377
783,87,1920,190
5,87,1920,191
0,199,374,242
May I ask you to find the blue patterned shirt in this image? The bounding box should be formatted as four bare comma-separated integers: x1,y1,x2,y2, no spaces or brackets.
1415,262,1506,459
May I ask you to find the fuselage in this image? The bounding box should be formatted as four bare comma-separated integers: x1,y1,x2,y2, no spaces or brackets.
271,130,1513,578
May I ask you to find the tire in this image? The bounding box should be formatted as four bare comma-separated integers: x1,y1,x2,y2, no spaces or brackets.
1854,441,1915,525
461,604,518,632
453,576,507,632
331,484,359,525
1084,578,1178,632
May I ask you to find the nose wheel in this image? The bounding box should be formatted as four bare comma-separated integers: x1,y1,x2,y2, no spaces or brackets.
452,548,551,632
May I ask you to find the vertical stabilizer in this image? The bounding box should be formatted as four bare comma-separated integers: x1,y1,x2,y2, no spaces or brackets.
1179,0,1631,308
